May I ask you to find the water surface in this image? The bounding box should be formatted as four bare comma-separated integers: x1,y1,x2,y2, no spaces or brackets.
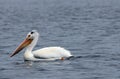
0,0,120,79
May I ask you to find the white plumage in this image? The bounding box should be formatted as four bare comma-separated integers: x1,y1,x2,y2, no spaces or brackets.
10,30,72,61
33,47,72,58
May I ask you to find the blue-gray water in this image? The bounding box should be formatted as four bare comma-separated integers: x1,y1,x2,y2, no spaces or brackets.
1,0,120,79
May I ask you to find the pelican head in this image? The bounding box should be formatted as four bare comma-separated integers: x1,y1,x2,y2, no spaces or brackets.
10,30,39,57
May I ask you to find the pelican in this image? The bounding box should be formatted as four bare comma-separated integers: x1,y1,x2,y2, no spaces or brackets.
10,30,72,61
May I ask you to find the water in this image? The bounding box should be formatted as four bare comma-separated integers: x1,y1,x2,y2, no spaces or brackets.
0,0,120,79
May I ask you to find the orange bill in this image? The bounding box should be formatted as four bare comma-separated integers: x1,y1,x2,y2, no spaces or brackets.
10,38,33,57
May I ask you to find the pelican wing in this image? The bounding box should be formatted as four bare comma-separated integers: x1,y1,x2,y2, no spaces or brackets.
33,47,72,59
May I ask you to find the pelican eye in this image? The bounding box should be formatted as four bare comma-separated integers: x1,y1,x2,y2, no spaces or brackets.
28,35,31,37
31,32,34,34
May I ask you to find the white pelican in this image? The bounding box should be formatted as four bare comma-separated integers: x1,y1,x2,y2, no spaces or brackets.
10,30,72,61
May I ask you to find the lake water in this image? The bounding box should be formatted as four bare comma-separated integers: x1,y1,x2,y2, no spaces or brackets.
0,0,120,79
